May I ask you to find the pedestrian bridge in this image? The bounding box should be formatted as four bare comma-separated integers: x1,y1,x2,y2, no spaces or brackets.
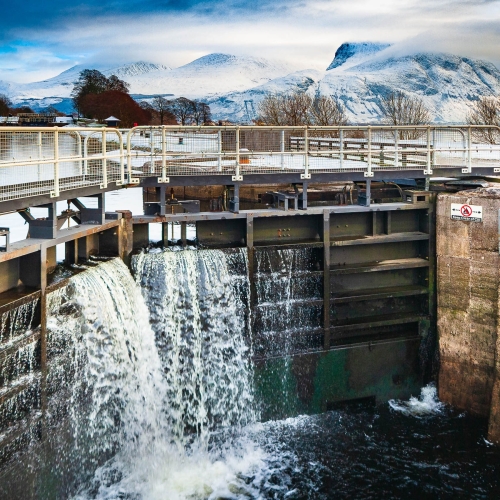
1,124,499,212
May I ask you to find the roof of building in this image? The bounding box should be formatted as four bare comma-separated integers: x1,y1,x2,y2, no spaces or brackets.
104,116,120,122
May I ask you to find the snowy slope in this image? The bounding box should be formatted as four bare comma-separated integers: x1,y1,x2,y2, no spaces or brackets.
10,61,171,101
209,43,500,123
6,54,294,103
4,44,500,123
318,47,500,123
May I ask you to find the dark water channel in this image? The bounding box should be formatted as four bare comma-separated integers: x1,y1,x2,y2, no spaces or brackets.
245,394,500,499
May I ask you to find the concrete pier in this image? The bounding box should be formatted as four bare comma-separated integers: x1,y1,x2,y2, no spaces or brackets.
437,187,500,442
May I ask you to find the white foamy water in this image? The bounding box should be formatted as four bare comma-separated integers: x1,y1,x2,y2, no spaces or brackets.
132,248,256,446
46,254,266,499
388,383,445,417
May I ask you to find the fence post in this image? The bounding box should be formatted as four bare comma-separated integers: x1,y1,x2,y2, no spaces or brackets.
424,126,433,175
394,129,399,169
158,126,169,183
150,127,154,174
83,134,89,177
364,126,373,178
100,129,107,189
37,131,42,181
76,131,83,176
126,129,139,185
462,126,472,174
117,130,125,185
232,126,243,181
339,129,344,169
218,129,222,172
280,130,285,170
50,128,60,198
301,126,311,180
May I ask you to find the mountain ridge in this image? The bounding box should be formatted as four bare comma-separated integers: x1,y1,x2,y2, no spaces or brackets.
3,44,500,123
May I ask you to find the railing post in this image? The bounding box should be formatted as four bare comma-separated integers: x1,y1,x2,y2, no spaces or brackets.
158,126,169,183
75,131,83,176
50,128,60,198
432,129,436,171
424,126,433,175
301,126,311,180
217,129,222,172
280,130,285,170
364,126,373,177
150,127,154,174
37,131,42,181
83,134,89,177
339,129,344,169
462,126,472,174
232,126,243,181
100,129,107,189
394,129,399,169
117,130,125,185
127,129,139,185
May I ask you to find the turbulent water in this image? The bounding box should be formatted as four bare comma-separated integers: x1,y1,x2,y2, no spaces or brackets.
45,254,265,499
5,252,497,499
132,248,255,444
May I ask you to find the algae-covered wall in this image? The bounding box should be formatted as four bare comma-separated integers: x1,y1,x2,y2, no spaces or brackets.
436,188,500,442
255,339,422,420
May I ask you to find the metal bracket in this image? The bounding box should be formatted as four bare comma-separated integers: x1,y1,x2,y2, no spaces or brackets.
494,168,500,173
363,172,374,178
423,169,433,175
50,191,58,198
300,173,311,180
129,178,140,185
232,175,243,182
461,168,470,174
157,177,170,184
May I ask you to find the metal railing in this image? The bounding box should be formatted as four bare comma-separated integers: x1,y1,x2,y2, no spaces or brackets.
0,125,499,203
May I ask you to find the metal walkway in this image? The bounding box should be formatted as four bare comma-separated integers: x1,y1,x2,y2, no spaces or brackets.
1,124,499,212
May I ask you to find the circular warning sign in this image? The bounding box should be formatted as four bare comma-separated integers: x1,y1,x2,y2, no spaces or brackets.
460,205,472,217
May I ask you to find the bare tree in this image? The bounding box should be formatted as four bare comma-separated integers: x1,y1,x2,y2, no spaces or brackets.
151,96,170,125
309,95,348,126
257,94,286,125
380,91,431,139
169,97,195,125
466,96,500,144
258,92,313,126
200,102,212,124
191,101,212,125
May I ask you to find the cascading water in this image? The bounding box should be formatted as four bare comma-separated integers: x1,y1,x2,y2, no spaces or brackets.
44,254,264,499
46,258,169,494
131,247,256,444
253,247,322,356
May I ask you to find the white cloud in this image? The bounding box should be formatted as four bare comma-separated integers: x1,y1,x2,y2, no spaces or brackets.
2,0,500,82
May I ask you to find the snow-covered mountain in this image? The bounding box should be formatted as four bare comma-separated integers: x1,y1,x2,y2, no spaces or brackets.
3,44,500,123
326,42,391,71
5,54,294,103
208,43,500,123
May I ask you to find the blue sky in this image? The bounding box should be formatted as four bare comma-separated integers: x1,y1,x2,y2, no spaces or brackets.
2,0,500,82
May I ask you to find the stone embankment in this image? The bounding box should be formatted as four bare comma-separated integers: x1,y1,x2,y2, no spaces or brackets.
437,187,500,442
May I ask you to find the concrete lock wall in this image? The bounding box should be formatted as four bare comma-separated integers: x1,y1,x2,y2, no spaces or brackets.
437,187,500,442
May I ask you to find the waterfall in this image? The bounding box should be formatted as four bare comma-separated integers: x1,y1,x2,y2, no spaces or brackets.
44,254,261,499
254,247,323,356
132,248,256,445
47,258,169,474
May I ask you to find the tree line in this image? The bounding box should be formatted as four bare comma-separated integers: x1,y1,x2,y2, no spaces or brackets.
4,67,500,142
0,95,36,116
71,69,212,127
